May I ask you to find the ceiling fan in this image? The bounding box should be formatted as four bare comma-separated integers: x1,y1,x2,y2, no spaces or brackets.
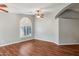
35,9,44,18
0,4,8,13
26,8,51,18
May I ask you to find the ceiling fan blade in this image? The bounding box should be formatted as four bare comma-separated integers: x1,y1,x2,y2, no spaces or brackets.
0,8,8,13
0,4,8,13
0,4,7,7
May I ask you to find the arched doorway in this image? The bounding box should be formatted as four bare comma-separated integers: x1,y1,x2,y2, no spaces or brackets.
20,17,32,38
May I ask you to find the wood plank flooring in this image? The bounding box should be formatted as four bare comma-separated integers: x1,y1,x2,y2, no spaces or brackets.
0,39,79,56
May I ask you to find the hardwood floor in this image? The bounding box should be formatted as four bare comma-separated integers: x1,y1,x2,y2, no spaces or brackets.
0,39,79,56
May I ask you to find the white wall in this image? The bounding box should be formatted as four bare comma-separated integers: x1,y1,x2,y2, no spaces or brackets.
34,10,79,45
58,10,79,45
59,18,79,45
0,13,22,45
34,4,70,44
35,13,59,44
0,13,32,45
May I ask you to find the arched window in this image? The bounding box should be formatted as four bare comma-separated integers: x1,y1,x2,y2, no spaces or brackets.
20,17,32,38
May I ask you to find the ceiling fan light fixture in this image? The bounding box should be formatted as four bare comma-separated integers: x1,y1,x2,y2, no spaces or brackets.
36,15,41,18
35,9,44,18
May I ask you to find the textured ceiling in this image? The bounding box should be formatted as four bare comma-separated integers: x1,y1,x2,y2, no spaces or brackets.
5,3,70,15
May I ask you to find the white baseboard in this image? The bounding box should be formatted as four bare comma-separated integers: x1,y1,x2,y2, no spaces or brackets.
0,38,33,47
34,38,59,45
1,38,79,47
0,38,59,47
34,38,79,45
58,42,79,45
